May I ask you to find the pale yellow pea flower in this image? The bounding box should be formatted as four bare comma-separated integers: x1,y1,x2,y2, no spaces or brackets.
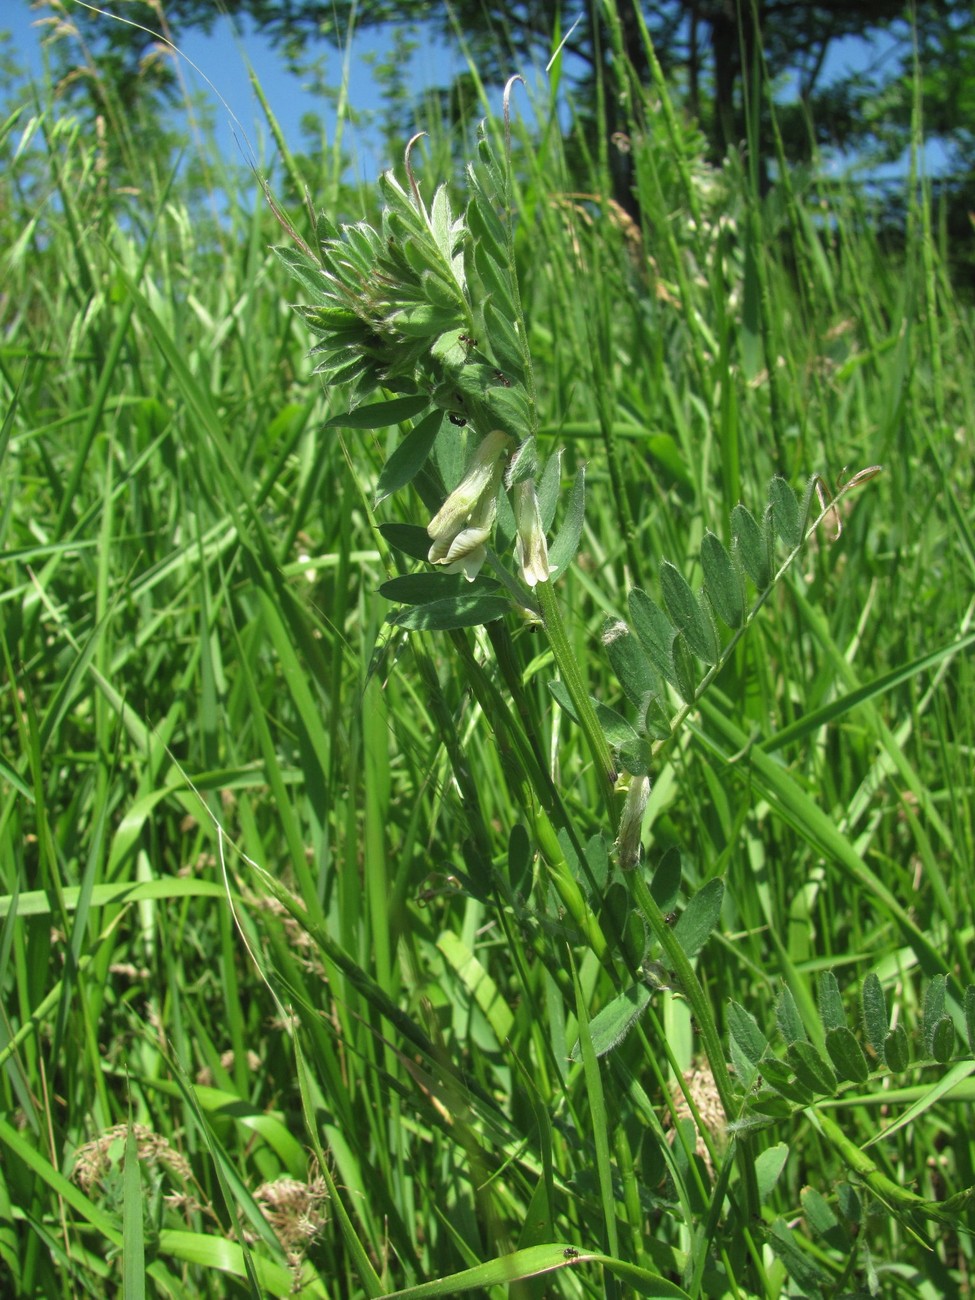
427,430,510,581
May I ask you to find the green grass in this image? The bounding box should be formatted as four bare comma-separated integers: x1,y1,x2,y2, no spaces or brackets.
1,9,975,1296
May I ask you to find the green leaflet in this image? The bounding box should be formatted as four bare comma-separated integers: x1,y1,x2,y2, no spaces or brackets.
660,561,719,665
570,985,651,1061
787,1039,836,1094
628,588,677,687
825,1026,869,1083
375,409,443,503
701,530,745,629
379,573,499,605
673,878,724,961
731,502,772,590
325,394,429,429
548,464,586,580
768,475,803,549
602,619,658,712
861,973,889,1061
922,974,947,1054
817,971,845,1033
388,594,511,631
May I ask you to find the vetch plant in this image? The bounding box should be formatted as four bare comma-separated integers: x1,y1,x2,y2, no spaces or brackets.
275,92,974,1296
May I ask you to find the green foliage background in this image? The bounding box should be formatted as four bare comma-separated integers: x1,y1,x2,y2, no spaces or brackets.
1,6,974,1296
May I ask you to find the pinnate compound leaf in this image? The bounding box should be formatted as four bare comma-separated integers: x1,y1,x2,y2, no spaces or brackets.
861,973,889,1059
885,1024,910,1073
326,394,429,429
481,379,532,438
274,244,331,300
787,1040,836,1095
482,297,525,378
429,183,456,258
375,409,442,503
817,971,846,1033
389,594,510,631
571,984,651,1061
768,475,803,548
548,465,586,580
701,531,745,629
473,241,517,318
660,561,719,664
825,1026,869,1083
391,303,462,339
732,503,772,590
759,1057,814,1105
922,975,947,1053
673,878,724,960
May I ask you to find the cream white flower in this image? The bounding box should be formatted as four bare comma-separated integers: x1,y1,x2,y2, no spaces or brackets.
427,430,509,581
513,480,553,588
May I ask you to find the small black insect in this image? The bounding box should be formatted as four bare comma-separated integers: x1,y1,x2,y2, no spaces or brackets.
448,412,467,427
664,910,678,925
493,369,511,387
458,333,478,349
563,1246,580,1260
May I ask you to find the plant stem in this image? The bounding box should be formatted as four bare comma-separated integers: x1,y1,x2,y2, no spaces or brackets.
535,577,620,824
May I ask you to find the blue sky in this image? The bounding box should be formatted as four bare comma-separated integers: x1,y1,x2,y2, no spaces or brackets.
2,3,948,186
2,2,473,181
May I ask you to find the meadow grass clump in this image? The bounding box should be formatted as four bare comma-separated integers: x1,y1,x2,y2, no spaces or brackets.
1,5,974,1295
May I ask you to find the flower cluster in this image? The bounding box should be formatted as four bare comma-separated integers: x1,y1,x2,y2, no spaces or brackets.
426,430,509,581
426,431,554,586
